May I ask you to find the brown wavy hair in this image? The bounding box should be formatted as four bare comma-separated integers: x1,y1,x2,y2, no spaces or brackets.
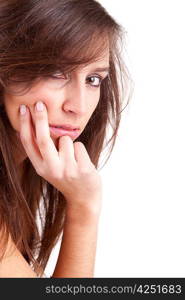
0,0,133,276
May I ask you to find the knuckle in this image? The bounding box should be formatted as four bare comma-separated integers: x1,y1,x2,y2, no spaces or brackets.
79,167,91,176
37,136,48,148
63,168,77,181
50,169,61,181
19,133,30,145
79,163,96,176
74,141,84,148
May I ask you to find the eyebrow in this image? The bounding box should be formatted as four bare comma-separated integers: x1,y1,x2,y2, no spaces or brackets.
90,66,110,73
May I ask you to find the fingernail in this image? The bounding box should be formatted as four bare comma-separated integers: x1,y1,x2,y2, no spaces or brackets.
36,101,44,112
20,105,27,115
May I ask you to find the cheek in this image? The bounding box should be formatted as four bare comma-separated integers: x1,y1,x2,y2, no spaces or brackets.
84,93,100,126
3,83,50,130
89,92,100,114
3,92,36,132
3,94,21,131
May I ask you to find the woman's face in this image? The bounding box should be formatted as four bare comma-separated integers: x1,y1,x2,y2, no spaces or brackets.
3,50,109,164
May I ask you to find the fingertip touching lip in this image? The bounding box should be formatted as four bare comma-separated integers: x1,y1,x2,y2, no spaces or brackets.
49,124,80,131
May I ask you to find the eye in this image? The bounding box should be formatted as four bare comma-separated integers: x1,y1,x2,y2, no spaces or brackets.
87,75,103,88
50,72,69,80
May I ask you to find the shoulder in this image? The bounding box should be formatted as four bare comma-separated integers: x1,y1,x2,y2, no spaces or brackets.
0,227,37,278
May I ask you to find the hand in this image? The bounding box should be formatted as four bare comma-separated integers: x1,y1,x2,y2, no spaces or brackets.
19,101,102,215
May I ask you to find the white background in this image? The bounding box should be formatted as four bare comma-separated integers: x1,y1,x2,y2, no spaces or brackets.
46,0,185,277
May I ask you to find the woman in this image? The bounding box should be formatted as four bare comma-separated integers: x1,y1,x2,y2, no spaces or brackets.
0,0,132,277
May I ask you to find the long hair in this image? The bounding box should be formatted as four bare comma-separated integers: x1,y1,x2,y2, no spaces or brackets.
0,0,133,276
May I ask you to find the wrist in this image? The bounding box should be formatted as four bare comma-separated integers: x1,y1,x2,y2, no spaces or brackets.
65,199,102,226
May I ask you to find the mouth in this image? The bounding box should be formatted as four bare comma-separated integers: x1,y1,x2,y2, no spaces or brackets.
49,124,79,130
49,124,80,139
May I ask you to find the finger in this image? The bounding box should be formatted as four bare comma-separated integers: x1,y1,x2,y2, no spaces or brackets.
58,135,77,166
34,101,59,167
19,104,43,167
73,141,94,169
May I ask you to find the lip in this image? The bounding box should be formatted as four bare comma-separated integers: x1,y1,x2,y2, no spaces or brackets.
49,126,80,139
49,124,79,131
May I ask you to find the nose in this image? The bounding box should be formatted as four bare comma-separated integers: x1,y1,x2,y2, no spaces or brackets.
62,80,87,116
